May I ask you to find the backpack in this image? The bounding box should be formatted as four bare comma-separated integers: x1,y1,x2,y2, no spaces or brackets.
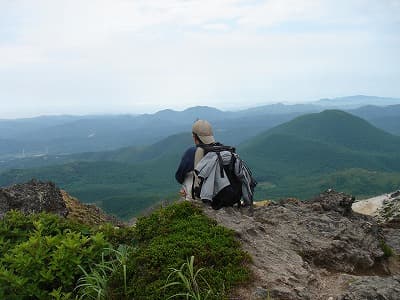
193,143,257,210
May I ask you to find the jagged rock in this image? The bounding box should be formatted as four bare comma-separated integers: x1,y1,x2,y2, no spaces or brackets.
0,179,68,218
353,192,400,256
200,190,396,300
377,195,400,228
391,190,400,198
310,189,355,215
338,276,400,300
0,180,124,226
62,191,123,226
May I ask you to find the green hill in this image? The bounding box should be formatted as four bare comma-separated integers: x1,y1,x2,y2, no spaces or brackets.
263,110,400,153
0,133,194,219
240,110,400,200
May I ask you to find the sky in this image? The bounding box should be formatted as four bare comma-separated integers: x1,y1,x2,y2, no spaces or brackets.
0,0,399,118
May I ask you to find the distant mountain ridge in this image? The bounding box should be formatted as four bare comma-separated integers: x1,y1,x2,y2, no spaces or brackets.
1,95,399,158
314,95,400,108
349,104,400,136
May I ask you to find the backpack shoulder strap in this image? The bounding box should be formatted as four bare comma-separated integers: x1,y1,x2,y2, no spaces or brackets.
198,143,236,154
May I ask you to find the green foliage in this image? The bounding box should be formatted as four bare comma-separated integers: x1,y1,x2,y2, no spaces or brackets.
0,204,250,299
0,211,136,299
164,256,213,300
380,241,394,258
75,245,132,300
108,202,250,299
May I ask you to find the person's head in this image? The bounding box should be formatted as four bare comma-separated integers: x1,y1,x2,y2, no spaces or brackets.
192,120,215,145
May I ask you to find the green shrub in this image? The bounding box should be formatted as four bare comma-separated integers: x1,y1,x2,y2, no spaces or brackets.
109,202,250,299
0,211,135,299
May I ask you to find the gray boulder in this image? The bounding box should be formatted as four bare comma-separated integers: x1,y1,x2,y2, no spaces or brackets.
339,276,400,300
0,179,68,218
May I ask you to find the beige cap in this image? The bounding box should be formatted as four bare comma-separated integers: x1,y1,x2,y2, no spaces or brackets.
192,120,215,144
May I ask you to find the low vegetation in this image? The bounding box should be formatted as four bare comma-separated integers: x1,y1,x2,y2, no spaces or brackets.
0,202,250,299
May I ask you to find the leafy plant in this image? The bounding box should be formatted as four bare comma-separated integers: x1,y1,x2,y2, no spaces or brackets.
164,256,213,300
0,211,136,299
75,245,132,300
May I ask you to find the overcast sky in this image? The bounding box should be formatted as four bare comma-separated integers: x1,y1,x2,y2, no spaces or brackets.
0,0,399,118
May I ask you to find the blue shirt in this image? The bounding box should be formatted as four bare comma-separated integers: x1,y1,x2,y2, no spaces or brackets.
175,146,196,184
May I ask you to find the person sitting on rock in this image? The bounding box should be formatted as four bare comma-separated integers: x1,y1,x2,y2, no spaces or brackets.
175,120,256,209
175,120,215,200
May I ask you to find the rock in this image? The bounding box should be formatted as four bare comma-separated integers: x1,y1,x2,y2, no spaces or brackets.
0,179,68,218
62,191,123,226
200,190,396,300
391,190,400,198
338,276,400,300
383,228,400,255
310,189,355,216
376,195,400,228
251,287,270,300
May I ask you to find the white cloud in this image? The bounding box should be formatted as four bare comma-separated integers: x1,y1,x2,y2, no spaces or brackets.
0,0,399,117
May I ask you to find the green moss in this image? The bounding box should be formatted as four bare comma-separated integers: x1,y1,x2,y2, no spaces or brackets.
380,240,394,258
109,202,251,299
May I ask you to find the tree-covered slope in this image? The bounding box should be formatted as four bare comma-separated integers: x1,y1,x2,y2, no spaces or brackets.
349,104,400,136
239,110,400,200
262,110,400,153
0,133,194,219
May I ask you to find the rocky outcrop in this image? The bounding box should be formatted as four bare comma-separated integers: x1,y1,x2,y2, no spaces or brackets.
62,190,123,226
376,192,400,228
339,276,400,300
0,179,122,226
0,179,68,218
352,191,400,256
199,190,399,300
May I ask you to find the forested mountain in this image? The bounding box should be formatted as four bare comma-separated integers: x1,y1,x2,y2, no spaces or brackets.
258,110,400,153
240,110,400,200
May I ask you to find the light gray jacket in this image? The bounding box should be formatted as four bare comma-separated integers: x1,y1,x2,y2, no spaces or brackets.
195,151,255,205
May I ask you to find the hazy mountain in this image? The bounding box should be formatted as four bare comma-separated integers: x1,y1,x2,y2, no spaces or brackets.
6,97,398,158
234,103,320,116
0,115,88,139
314,95,400,108
0,105,313,158
349,104,400,136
